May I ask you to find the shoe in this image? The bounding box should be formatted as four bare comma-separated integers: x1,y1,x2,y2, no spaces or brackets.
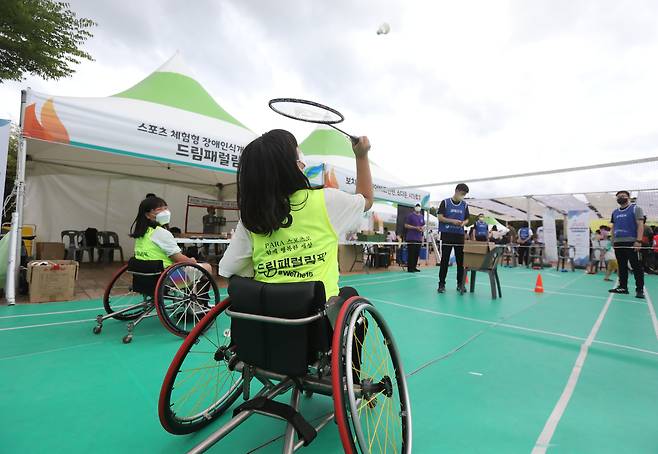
608,287,629,294
437,286,446,293
413,268,421,272
603,278,612,282
457,285,466,294
635,290,645,299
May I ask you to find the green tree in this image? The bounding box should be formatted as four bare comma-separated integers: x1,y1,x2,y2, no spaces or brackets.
0,0,96,82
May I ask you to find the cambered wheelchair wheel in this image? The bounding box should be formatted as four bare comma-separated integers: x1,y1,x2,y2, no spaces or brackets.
102,264,150,321
158,298,242,435
332,297,412,454
155,263,219,337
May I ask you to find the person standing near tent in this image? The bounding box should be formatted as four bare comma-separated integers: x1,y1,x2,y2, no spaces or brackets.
218,129,374,321
437,183,470,294
609,190,645,298
473,214,489,242
517,223,533,266
404,204,425,272
130,196,213,274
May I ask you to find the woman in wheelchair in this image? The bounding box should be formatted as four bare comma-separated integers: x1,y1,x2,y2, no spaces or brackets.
218,129,373,316
130,196,212,274
159,131,412,454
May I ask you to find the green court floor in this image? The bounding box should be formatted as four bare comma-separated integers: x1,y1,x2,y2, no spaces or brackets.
1,267,657,453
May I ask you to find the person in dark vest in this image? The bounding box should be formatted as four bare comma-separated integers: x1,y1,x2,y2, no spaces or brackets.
517,223,533,267
437,183,470,293
404,203,425,272
609,190,645,298
473,214,489,241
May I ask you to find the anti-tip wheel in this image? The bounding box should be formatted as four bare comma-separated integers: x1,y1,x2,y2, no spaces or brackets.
122,334,133,344
93,325,102,335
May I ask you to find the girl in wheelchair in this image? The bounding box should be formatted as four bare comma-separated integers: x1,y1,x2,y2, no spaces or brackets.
218,129,374,319
130,196,213,275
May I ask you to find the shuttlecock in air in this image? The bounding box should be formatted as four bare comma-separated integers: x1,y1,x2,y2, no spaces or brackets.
376,22,390,35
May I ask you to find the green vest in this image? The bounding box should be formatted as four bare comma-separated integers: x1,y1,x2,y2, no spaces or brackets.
134,226,174,267
251,189,339,300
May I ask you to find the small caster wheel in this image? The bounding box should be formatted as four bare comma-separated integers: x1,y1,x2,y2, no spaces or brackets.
122,334,133,344
93,325,102,335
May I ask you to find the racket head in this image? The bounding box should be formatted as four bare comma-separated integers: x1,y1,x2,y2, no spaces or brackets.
268,98,345,125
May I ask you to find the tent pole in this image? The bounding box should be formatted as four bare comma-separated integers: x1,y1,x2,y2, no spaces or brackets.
526,195,531,229
6,90,28,305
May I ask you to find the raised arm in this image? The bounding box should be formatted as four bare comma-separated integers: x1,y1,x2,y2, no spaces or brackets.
353,136,374,211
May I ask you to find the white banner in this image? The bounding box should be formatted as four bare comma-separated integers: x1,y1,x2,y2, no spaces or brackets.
567,210,591,267
543,208,558,262
304,161,430,208
0,119,9,206
22,90,254,175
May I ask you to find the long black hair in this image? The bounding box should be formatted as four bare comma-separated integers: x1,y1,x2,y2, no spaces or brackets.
237,129,313,235
130,196,168,239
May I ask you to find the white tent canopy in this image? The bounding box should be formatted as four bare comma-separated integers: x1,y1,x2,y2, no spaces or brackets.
19,53,255,250
4,53,257,302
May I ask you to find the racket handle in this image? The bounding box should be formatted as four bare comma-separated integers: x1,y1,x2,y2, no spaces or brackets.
349,135,360,145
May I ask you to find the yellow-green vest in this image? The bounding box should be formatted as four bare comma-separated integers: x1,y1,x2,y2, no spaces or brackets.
251,189,339,300
134,226,173,267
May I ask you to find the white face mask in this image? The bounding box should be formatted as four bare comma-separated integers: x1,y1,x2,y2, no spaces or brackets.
414,207,421,213
155,209,171,225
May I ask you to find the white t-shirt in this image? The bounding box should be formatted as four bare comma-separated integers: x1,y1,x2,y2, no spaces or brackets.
150,227,182,257
219,189,365,278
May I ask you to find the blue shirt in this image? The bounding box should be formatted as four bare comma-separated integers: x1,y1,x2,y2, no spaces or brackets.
438,198,469,235
611,204,643,243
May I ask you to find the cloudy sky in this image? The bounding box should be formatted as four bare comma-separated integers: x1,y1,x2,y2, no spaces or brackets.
1,0,657,198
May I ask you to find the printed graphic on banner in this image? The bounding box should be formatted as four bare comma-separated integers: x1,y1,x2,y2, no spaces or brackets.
187,195,238,210
21,90,255,173
568,210,591,267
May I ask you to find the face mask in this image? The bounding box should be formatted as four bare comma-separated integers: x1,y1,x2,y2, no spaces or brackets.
617,197,628,205
414,207,421,213
155,209,171,225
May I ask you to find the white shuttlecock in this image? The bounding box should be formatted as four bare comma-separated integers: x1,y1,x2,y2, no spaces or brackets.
376,23,390,35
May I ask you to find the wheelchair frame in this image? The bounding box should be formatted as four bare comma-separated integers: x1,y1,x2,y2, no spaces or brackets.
160,296,412,454
93,261,218,343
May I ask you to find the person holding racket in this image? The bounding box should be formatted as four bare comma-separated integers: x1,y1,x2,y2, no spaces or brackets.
219,129,373,319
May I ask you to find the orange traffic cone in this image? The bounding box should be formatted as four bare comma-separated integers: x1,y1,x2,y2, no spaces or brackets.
465,273,469,285
534,273,544,293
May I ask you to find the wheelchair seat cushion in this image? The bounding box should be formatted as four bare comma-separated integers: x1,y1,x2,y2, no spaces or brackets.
127,257,164,296
228,276,331,376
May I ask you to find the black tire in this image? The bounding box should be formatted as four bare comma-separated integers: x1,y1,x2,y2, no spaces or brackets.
103,264,150,321
155,263,219,337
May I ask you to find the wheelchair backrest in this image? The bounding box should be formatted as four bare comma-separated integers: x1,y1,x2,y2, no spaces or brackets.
228,276,331,377
127,257,164,296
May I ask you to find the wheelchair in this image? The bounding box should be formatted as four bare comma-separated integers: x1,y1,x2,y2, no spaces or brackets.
158,276,412,453
93,258,219,343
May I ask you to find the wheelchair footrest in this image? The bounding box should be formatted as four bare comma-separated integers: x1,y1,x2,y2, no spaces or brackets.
233,396,317,446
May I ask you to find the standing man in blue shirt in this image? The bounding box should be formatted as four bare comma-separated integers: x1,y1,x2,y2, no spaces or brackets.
609,190,645,298
404,203,425,272
517,224,533,267
437,183,470,294
473,214,489,241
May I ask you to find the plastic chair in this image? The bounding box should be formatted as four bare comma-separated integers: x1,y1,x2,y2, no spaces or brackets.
78,228,99,263
97,231,125,263
61,230,82,261
557,245,576,272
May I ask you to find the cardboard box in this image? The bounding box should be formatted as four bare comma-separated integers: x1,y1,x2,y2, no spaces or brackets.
463,240,496,270
36,242,66,260
27,260,79,303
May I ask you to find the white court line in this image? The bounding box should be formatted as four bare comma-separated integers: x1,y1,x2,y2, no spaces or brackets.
0,304,132,320
369,297,658,358
531,293,614,454
644,288,658,341
0,341,103,361
0,318,95,332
